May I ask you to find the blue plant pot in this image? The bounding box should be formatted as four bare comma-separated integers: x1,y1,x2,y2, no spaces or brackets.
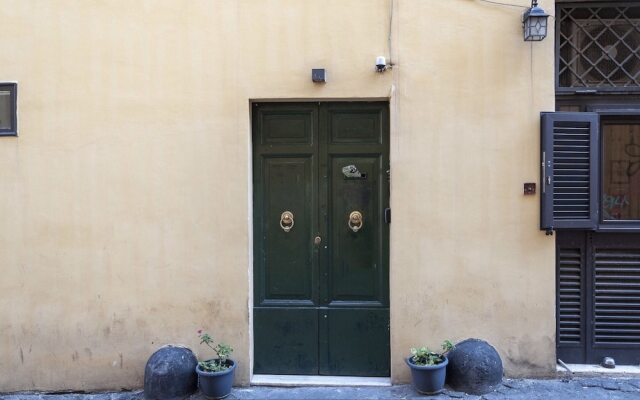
405,356,448,395
195,359,236,399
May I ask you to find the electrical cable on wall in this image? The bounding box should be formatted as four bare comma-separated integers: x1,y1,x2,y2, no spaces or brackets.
474,0,555,18
476,0,528,10
388,0,394,65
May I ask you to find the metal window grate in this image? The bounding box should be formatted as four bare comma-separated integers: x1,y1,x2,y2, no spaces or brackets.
557,2,640,92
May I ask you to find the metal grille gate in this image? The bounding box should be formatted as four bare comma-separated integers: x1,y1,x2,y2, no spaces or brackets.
557,2,640,92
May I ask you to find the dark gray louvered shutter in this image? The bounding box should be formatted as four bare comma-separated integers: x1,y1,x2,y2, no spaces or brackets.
541,112,599,231
556,232,586,363
593,247,640,348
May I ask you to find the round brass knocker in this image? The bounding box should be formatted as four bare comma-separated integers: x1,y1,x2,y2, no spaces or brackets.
280,211,294,232
348,211,363,232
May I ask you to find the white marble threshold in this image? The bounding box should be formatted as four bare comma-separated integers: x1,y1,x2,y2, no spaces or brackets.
557,363,640,375
251,374,392,387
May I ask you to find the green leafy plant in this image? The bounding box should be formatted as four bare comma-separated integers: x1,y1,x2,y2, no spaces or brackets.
197,330,233,372
410,340,454,366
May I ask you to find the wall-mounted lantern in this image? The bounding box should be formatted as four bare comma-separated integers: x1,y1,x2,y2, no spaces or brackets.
522,0,549,41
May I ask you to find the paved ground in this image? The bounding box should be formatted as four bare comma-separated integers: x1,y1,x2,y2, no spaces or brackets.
2,377,640,400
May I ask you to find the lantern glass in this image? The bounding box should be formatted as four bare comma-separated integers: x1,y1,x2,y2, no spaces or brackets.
524,15,548,41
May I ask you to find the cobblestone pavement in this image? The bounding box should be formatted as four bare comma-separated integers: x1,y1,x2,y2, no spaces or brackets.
2,377,640,400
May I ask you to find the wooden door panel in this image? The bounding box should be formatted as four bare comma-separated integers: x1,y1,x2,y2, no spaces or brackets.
556,231,587,363
328,156,384,304
590,233,640,365
261,156,315,303
253,308,319,375
329,109,383,144
258,105,316,146
321,308,390,376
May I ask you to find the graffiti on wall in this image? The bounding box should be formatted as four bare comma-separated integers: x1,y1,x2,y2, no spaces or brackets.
604,128,640,221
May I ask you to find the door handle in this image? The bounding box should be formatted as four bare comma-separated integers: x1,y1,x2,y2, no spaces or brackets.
280,211,294,232
348,211,363,232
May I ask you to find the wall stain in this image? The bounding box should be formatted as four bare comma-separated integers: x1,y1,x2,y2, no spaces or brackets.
504,334,555,377
505,356,543,371
19,347,24,364
111,313,126,335
71,351,79,361
119,353,124,369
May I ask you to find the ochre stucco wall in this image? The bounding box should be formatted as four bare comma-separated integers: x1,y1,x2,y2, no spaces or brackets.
0,0,555,391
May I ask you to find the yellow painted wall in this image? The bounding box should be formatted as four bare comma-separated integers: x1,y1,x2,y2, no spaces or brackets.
0,0,555,391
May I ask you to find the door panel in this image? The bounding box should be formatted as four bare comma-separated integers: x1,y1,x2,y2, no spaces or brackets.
319,308,390,376
261,157,315,302
253,308,319,375
329,156,383,304
556,231,587,364
260,108,315,146
329,109,383,144
253,103,318,308
591,233,640,365
253,102,389,376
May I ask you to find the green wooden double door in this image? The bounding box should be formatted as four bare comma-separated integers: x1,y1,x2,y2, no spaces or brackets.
252,102,390,376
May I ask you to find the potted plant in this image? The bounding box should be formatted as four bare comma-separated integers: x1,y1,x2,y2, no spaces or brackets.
195,330,236,399
405,340,454,395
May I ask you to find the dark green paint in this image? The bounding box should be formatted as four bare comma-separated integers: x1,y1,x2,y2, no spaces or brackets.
322,308,390,376
254,308,319,375
253,102,390,376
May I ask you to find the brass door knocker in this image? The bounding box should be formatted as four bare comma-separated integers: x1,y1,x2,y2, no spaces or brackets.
348,211,363,232
280,211,294,232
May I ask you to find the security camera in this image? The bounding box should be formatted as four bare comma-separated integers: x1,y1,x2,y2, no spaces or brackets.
375,56,388,72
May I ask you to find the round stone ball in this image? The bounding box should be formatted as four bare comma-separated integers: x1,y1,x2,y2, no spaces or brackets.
144,345,198,400
446,338,503,395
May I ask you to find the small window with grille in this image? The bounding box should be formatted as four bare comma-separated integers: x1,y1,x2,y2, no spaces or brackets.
0,83,17,136
557,2,640,92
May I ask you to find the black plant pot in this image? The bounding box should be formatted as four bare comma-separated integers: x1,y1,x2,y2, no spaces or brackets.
195,359,236,399
405,356,448,395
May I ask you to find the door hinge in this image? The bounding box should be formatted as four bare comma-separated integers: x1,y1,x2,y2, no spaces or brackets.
385,208,391,223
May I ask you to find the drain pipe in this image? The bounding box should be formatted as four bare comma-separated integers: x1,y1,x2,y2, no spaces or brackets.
557,359,573,373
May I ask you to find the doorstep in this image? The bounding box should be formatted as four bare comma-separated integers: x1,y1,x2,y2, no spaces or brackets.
558,363,640,376
250,374,392,387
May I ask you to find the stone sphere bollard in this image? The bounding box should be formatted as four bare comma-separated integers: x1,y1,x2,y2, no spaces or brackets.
446,338,503,395
144,345,198,400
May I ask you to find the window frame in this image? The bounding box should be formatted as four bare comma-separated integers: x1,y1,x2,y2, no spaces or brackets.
589,105,640,230
0,82,18,137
